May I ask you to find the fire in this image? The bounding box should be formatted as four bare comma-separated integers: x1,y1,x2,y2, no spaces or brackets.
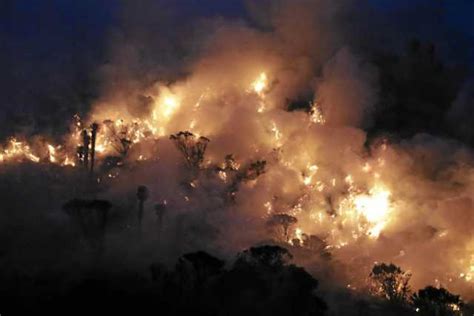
294,227,304,243
338,183,393,239
0,138,40,164
151,88,181,132
303,164,319,186
2,58,474,300
47,144,58,163
2,72,392,247
458,244,474,283
250,72,268,113
163,96,179,119
252,72,268,95
310,102,325,125
353,185,392,238
63,156,76,167
270,121,282,146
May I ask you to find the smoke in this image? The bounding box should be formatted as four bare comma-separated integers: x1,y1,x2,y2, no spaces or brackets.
85,0,474,300
1,0,474,313
317,48,378,128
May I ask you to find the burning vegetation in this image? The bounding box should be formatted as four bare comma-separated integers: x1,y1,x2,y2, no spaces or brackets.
1,66,474,307
1,0,474,315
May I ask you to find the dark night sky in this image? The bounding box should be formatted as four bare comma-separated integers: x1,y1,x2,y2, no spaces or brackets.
2,0,472,60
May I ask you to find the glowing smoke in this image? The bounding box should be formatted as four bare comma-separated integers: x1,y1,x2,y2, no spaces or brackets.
1,0,473,305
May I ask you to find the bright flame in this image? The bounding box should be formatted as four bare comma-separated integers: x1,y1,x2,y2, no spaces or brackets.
249,72,269,113
252,72,268,95
47,144,57,163
295,227,304,243
3,60,472,299
303,164,319,186
0,138,40,164
62,156,76,167
353,185,392,238
152,89,181,129
163,96,179,118
310,102,325,125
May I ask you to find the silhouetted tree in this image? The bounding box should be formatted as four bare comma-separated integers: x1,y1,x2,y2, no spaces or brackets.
103,119,140,158
369,263,411,303
89,122,99,175
218,245,326,316
222,154,239,171
104,120,133,159
228,159,267,199
243,160,267,180
79,129,90,168
412,286,463,316
236,245,293,269
215,154,239,182
169,131,210,169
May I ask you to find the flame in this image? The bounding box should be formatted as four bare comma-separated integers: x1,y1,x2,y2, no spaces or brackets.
163,96,179,118
2,60,474,298
270,121,282,146
62,155,76,167
337,182,393,239
294,227,304,243
47,144,57,163
310,102,325,125
458,244,474,282
353,185,392,238
153,91,181,126
250,72,268,113
252,72,268,95
0,138,40,164
303,164,319,186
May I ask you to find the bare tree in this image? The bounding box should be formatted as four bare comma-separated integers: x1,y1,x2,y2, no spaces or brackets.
103,120,139,158
75,122,99,174
227,159,267,200
169,131,210,169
